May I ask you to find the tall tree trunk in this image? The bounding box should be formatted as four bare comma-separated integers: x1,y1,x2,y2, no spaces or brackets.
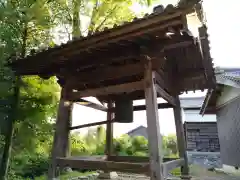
0,78,19,180
72,0,81,38
88,0,99,35
0,23,27,180
65,0,83,156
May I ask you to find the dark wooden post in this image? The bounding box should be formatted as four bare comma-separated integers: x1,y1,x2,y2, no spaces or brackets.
48,88,72,179
106,101,114,160
144,57,163,180
98,101,118,179
173,97,190,180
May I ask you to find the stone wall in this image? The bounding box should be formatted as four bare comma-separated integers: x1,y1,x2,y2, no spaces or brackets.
187,151,222,169
69,172,99,180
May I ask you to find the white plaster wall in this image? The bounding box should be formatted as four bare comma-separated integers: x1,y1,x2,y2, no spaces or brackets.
217,86,240,107
184,110,216,122
180,97,205,108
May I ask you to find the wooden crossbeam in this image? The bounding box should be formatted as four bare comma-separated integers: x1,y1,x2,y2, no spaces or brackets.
68,80,145,99
108,103,173,112
108,156,149,163
76,99,107,112
56,158,150,174
161,40,194,52
199,89,213,115
55,155,178,163
107,155,179,163
162,158,184,176
155,84,177,106
66,59,164,88
66,156,106,160
75,100,173,112
134,103,173,111
69,120,114,130
153,71,165,88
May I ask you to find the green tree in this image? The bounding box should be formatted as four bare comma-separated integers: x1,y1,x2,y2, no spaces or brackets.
55,0,154,42
163,134,178,157
113,134,132,155
131,136,148,155
0,0,63,178
0,0,154,178
71,132,89,156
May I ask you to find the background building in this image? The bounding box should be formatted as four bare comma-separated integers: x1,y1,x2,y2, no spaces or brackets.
201,67,240,170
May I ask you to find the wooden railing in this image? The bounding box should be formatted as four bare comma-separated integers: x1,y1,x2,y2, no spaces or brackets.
162,158,184,177
56,157,150,174
56,156,184,176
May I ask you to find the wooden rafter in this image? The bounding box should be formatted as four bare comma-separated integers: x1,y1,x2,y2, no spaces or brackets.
66,80,145,99
161,40,194,52
50,16,183,59
65,58,165,88
76,99,107,112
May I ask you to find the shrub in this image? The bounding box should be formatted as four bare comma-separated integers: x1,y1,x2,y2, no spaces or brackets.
12,152,49,178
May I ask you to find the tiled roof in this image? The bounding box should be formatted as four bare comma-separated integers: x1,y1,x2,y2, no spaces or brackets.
126,125,147,135
10,1,201,62
200,67,240,115
215,67,240,88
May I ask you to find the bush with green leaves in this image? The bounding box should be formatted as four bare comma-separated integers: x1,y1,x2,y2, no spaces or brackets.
10,152,49,179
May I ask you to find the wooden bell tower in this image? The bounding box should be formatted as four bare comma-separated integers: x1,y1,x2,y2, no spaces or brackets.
9,2,214,180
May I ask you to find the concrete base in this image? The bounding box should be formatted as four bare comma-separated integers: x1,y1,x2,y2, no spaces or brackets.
180,175,192,180
215,164,240,176
98,172,118,179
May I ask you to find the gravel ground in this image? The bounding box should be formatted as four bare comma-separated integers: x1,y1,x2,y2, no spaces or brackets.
115,174,240,180
69,166,240,180
99,173,240,180
114,165,240,180
192,176,240,180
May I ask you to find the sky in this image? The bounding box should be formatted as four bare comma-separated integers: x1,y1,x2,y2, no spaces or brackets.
71,0,240,137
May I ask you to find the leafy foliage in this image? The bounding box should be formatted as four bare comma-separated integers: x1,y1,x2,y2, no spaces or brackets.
2,123,179,179
55,0,152,42
0,0,157,178
69,126,178,159
0,0,61,178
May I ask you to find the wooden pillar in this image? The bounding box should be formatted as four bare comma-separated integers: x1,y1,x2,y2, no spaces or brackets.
98,101,118,179
106,101,114,160
48,88,72,179
144,57,163,180
173,97,190,179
